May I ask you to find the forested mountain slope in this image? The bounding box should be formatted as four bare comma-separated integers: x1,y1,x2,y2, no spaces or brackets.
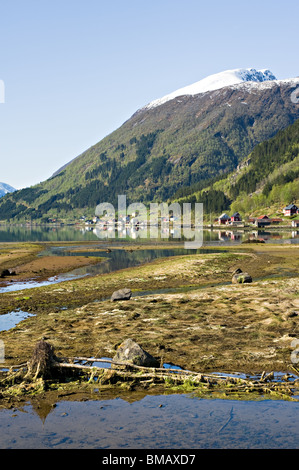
176,118,299,218
1,69,299,222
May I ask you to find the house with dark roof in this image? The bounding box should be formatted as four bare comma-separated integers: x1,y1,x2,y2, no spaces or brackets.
283,204,299,216
230,212,242,222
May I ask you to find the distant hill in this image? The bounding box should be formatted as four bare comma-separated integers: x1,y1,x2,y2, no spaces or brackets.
1,68,299,222
0,182,16,198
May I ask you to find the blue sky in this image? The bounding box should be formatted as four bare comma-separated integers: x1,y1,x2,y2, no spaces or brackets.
1,0,299,189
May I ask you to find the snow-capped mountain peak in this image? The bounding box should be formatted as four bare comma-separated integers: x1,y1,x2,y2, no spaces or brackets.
0,182,17,198
144,68,279,109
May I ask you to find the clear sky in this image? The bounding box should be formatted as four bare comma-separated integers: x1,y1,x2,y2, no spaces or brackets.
1,0,299,189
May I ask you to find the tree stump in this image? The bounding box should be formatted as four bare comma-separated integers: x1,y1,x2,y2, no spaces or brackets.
26,340,59,379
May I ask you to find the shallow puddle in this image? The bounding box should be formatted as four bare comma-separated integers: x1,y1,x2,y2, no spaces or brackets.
0,394,299,449
0,273,89,294
0,310,35,332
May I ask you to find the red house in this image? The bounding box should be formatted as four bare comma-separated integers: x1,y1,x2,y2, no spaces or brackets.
271,218,283,224
255,215,271,227
218,213,231,225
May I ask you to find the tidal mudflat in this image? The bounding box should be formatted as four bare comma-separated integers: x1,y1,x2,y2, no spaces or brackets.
0,240,299,449
0,241,298,384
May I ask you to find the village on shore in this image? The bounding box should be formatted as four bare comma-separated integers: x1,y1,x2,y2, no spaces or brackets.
78,203,299,228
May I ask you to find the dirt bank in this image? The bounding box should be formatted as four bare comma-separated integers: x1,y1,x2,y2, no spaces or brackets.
0,241,104,286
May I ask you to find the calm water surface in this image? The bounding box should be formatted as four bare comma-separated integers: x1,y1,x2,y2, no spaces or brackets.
0,310,35,331
0,224,298,244
0,394,299,449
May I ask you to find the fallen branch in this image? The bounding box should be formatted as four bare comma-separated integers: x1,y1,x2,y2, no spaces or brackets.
68,356,230,378
1,341,299,400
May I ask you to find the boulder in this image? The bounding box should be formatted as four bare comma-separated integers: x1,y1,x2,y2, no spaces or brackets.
111,288,132,301
232,271,252,284
0,269,11,278
0,269,16,278
113,338,160,368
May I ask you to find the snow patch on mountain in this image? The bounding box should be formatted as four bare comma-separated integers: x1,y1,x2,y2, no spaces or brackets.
143,68,299,110
0,182,17,198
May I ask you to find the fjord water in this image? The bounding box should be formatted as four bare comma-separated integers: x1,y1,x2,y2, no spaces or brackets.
0,224,298,244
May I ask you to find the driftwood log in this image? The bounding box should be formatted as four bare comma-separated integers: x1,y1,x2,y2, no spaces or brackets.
1,341,299,399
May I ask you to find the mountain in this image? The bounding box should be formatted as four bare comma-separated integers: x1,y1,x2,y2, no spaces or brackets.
143,68,277,110
176,117,299,218
1,67,299,222
0,182,16,198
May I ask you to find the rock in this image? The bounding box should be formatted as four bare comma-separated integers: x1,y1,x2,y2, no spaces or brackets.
0,269,11,278
111,288,132,301
233,268,243,275
113,338,160,368
232,272,252,284
287,311,298,319
0,269,16,278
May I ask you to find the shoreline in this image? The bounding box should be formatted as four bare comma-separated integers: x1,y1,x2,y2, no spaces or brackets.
0,221,298,230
